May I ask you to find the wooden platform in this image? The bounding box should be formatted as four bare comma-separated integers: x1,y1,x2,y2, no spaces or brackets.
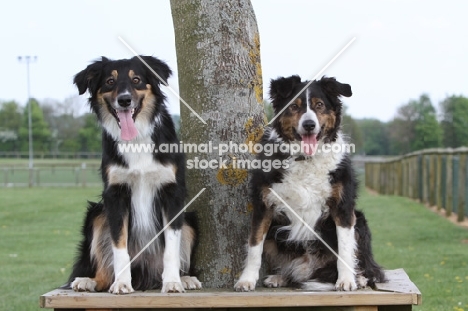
40,269,421,311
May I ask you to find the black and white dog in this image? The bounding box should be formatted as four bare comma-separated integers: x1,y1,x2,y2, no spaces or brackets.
234,76,385,291
66,56,201,294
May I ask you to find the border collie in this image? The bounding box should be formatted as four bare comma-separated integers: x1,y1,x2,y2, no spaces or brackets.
234,75,385,291
66,56,201,294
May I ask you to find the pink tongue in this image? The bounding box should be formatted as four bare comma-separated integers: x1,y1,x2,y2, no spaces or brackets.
117,110,138,141
301,134,317,156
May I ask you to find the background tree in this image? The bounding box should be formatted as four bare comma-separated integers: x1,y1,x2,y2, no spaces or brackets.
42,99,83,153
341,106,363,154
440,95,468,148
355,119,389,155
18,99,52,154
171,0,265,288
388,94,442,154
78,113,102,152
0,101,22,152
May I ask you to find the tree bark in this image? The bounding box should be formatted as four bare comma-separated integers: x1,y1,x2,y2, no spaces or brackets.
171,0,265,288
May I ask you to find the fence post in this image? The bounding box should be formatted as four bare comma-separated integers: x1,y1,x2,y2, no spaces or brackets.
404,159,409,198
36,169,40,186
452,155,459,217
75,168,80,186
29,168,34,188
430,154,436,206
446,154,453,216
3,168,8,186
81,163,87,188
458,153,466,222
465,155,468,219
441,155,447,210
396,161,401,196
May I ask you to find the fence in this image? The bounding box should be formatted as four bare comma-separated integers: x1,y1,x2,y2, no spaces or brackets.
365,147,468,222
1,165,101,187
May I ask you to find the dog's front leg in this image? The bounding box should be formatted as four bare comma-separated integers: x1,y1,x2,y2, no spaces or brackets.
335,223,358,291
161,215,184,293
105,185,134,294
234,201,273,292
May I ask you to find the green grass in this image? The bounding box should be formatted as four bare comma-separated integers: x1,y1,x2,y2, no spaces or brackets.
0,187,101,311
1,186,467,310
359,189,468,311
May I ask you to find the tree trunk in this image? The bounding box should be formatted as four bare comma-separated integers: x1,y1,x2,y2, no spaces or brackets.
170,0,265,288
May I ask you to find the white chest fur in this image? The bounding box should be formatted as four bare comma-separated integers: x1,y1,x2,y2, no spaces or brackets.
266,136,345,241
108,138,176,234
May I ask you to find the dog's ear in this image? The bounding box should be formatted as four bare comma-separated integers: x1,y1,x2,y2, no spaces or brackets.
73,57,109,95
269,75,302,100
319,76,352,99
139,56,172,87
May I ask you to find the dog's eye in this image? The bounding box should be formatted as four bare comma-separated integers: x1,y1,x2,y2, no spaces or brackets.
106,78,115,85
132,77,141,84
290,104,299,111
316,102,324,109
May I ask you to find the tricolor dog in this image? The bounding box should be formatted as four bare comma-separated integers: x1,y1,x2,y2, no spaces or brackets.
235,76,385,291
65,56,201,294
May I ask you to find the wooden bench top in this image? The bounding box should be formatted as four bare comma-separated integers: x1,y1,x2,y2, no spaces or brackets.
40,269,421,310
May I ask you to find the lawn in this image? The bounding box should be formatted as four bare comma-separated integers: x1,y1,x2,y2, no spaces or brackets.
0,186,467,310
359,190,468,311
0,187,102,311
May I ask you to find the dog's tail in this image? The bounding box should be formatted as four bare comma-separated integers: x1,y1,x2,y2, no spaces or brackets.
301,280,335,291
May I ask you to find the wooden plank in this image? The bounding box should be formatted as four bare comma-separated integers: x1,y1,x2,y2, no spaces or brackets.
41,289,415,309
375,269,421,305
41,270,420,309
55,307,380,311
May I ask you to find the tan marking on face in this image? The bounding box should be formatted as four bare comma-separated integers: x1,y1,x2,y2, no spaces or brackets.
278,98,303,140
111,70,118,80
295,98,302,107
311,97,336,134
135,85,156,121
128,70,135,78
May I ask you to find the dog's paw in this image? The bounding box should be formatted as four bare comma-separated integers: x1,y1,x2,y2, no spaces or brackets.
71,277,96,292
356,275,368,289
234,279,257,292
181,276,202,290
161,281,185,293
109,281,134,295
263,275,285,288
335,276,357,291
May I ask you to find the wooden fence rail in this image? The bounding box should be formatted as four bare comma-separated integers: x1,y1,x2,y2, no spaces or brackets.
0,167,101,187
365,147,468,222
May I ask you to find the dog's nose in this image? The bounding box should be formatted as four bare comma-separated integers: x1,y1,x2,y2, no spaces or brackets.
302,120,316,132
117,94,132,107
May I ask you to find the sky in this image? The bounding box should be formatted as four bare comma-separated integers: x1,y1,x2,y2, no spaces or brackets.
1,0,467,122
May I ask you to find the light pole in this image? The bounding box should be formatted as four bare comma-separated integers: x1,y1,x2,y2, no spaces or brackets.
18,55,37,187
